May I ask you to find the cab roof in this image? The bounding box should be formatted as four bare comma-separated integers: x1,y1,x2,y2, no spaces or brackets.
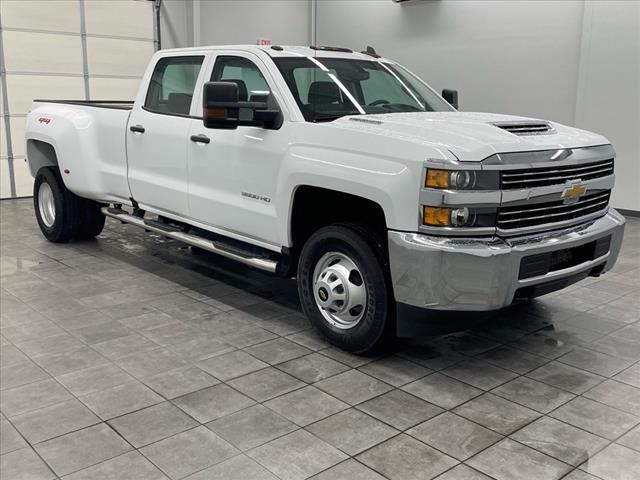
160,44,391,62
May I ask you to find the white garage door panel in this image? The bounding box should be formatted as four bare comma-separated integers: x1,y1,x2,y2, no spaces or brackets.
7,119,26,158
3,31,83,75
13,158,33,198
5,75,85,116
1,118,7,158
90,77,141,100
0,159,13,199
1,157,31,199
84,0,153,39
1,1,153,199
87,37,154,77
0,0,80,33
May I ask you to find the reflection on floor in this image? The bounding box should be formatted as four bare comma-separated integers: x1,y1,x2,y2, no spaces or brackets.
1,198,639,480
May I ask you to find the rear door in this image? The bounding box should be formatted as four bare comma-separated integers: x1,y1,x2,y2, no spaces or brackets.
127,55,205,217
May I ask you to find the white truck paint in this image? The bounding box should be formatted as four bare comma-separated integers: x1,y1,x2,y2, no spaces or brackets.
25,45,625,352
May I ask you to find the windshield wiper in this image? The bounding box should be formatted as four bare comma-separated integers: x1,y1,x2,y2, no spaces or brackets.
313,114,350,123
381,103,423,113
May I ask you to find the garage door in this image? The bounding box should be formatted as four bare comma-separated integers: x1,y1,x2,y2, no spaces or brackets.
0,0,155,199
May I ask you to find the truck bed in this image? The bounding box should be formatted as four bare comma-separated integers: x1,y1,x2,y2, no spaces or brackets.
27,99,134,202
32,99,134,110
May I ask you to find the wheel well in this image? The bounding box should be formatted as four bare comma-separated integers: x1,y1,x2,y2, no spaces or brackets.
26,140,58,176
290,186,387,252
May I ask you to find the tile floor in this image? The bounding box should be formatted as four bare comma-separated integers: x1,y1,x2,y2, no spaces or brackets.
1,198,639,480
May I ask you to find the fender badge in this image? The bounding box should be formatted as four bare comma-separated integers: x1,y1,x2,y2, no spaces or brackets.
241,191,271,203
38,117,51,124
562,180,586,204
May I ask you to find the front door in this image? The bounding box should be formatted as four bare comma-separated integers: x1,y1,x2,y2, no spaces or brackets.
187,53,284,247
127,55,205,217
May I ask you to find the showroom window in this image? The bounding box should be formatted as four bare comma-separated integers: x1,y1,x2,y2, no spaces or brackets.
211,56,270,101
144,56,204,115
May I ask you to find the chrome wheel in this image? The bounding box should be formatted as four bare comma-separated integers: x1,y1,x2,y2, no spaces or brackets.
312,252,367,329
38,182,56,228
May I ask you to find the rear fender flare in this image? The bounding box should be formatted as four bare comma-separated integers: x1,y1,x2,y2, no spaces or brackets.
26,138,59,177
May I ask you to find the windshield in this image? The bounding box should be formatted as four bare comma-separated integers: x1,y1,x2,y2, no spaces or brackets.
273,57,454,122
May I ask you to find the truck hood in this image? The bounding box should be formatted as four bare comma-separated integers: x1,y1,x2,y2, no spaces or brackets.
332,111,609,162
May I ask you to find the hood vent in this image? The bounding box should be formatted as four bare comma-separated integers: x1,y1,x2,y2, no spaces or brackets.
349,117,383,125
493,121,555,136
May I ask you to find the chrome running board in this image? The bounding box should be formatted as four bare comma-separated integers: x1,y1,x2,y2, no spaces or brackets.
101,207,279,273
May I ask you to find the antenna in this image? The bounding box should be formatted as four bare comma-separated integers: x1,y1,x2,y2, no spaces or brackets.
362,46,381,58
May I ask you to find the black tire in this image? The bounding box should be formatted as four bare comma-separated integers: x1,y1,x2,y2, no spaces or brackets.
76,198,105,239
33,168,82,243
297,223,394,354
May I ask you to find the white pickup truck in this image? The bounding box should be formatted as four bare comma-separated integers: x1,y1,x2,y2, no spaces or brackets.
25,45,625,352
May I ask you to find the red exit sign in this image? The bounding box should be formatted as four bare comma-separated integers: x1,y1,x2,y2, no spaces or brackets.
257,39,272,46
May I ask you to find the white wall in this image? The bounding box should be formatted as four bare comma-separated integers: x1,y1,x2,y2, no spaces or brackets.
160,0,191,49
574,1,640,211
314,0,639,211
197,0,311,46
161,0,312,50
316,0,585,125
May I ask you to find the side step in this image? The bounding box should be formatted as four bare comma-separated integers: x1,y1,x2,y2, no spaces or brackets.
101,207,279,273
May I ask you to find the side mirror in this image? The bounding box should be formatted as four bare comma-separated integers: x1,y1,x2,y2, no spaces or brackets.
442,89,459,110
203,81,282,130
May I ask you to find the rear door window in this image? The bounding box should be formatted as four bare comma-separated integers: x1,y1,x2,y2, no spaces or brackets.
145,56,204,115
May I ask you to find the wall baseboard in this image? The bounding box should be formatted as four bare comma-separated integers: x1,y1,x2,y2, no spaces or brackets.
617,208,640,218
0,196,32,201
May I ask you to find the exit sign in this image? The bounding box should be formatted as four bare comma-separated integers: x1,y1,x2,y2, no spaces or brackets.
257,39,272,46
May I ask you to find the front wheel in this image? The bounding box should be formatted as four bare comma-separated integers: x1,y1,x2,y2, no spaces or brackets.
297,224,394,354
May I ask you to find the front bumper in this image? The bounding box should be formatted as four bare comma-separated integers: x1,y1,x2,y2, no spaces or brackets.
388,209,626,316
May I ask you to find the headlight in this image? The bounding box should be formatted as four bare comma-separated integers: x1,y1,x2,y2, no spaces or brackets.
423,206,497,228
425,168,499,190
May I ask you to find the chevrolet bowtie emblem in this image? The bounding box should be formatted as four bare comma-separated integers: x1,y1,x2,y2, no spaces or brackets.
562,182,587,204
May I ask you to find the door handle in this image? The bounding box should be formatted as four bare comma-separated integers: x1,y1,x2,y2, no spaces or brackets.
129,125,145,134
190,134,210,144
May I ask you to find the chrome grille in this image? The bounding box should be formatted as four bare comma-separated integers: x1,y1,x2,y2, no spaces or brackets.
498,190,610,231
493,122,554,136
500,159,614,189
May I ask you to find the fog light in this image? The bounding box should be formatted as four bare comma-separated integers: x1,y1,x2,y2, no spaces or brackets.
423,207,451,226
450,207,471,226
423,206,497,228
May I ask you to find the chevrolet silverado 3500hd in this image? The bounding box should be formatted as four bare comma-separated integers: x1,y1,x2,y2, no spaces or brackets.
25,45,625,352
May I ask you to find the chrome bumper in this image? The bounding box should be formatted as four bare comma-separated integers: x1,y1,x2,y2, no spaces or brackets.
388,209,626,312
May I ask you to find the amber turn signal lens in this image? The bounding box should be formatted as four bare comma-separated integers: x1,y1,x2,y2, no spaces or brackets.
204,107,228,119
423,206,451,226
425,169,450,188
